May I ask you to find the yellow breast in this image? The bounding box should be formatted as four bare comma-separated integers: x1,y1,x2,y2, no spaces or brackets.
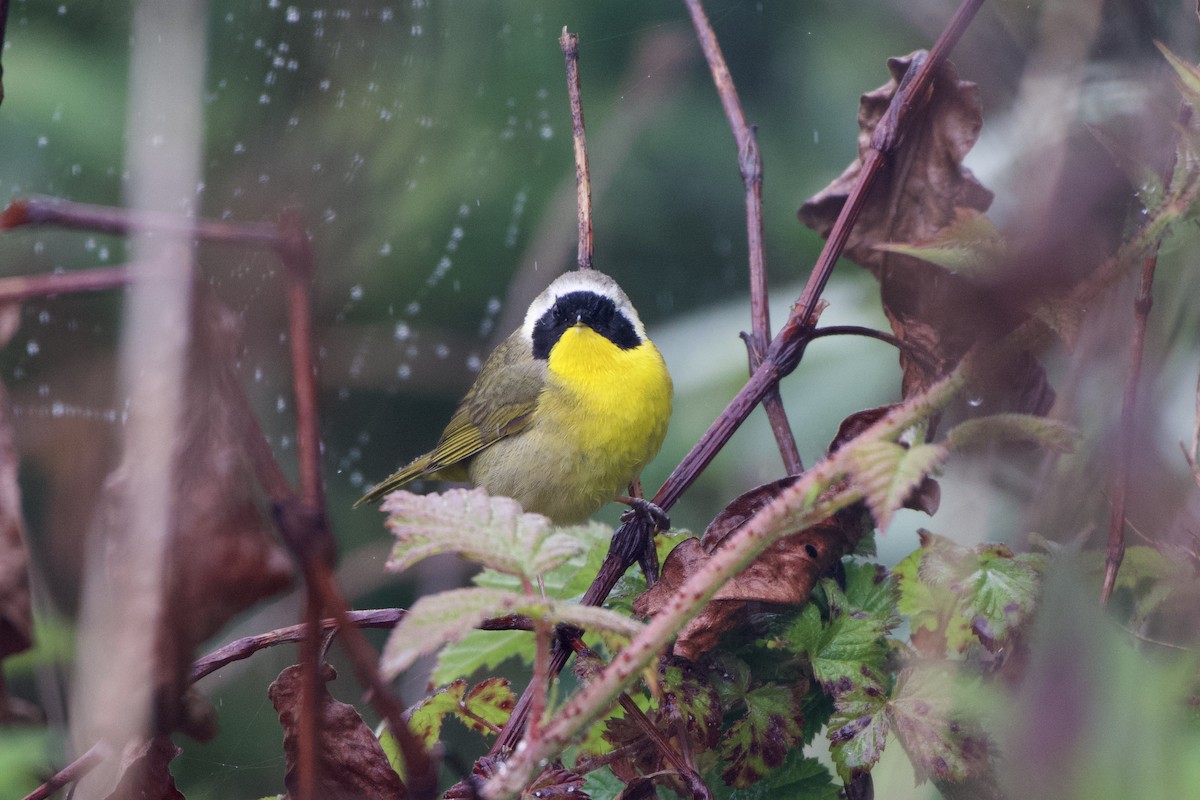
471,322,671,523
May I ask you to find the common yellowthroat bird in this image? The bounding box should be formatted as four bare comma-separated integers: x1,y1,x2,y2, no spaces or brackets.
356,269,672,524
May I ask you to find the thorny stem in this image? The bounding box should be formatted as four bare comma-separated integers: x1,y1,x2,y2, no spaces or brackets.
19,741,110,800
484,367,971,798
1100,103,1189,603
489,0,986,764
684,0,803,475
560,29,594,271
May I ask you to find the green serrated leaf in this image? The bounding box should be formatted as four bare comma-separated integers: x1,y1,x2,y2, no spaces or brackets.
432,628,529,685
1157,41,1200,107
827,685,890,783
472,520,613,601
720,684,806,788
579,766,625,800
783,585,888,697
888,665,991,786
841,560,901,632
947,414,1076,453
875,212,1007,276
660,659,723,750
407,680,467,749
894,544,973,658
708,652,753,708
459,677,516,734
384,488,591,580
382,587,527,679
845,440,948,531
384,586,642,680
963,546,1043,649
717,751,840,800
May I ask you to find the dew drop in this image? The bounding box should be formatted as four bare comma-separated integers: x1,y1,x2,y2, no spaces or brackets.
393,322,410,341
349,284,364,301
276,395,287,412
26,340,39,356
285,5,300,22
397,363,411,380
379,241,392,256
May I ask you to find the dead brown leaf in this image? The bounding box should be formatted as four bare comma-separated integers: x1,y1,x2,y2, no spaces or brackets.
799,53,1052,414
0,372,32,662
0,301,31,664
89,293,293,738
100,736,185,800
635,476,870,661
269,663,406,800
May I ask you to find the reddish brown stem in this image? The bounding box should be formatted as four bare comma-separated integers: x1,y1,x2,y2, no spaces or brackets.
489,0,985,760
19,741,110,800
1,196,279,244
684,0,802,475
560,29,594,271
1100,102,1190,604
277,211,326,515
0,266,131,302
1100,254,1156,603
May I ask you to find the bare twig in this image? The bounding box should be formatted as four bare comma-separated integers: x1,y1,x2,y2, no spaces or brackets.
1100,103,1189,604
560,29,594,271
1,195,279,244
684,0,802,475
19,741,110,800
190,609,406,682
0,266,131,302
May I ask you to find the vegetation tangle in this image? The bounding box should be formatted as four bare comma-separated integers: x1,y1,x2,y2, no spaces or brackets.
2,2,1200,800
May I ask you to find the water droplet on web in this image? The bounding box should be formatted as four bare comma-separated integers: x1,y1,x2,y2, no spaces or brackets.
393,322,410,341
285,6,300,22
349,284,363,301
37,136,48,148
26,340,39,356
397,364,411,380
276,395,287,413
38,310,50,324
966,396,983,408
379,242,392,256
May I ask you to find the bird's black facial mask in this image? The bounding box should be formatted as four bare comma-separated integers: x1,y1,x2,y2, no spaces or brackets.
531,290,641,359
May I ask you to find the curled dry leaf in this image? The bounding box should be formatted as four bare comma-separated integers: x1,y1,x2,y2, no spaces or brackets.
635,476,869,661
637,404,951,660
799,53,1052,414
0,363,32,662
89,294,293,737
100,736,185,800
269,663,406,800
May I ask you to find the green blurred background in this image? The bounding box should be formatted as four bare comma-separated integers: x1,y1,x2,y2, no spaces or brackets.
2,0,1199,797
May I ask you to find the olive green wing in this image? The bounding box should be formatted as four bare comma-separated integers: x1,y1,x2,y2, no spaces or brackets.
355,332,544,507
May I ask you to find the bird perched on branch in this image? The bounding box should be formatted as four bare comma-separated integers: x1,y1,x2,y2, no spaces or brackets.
357,269,672,525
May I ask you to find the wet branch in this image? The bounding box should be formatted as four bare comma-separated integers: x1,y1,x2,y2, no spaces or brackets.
561,29,594,271
684,0,803,476
19,741,110,800
1100,103,1189,603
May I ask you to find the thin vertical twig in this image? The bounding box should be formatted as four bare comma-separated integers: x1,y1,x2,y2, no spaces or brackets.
560,28,594,271
1100,103,1190,603
683,0,803,475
